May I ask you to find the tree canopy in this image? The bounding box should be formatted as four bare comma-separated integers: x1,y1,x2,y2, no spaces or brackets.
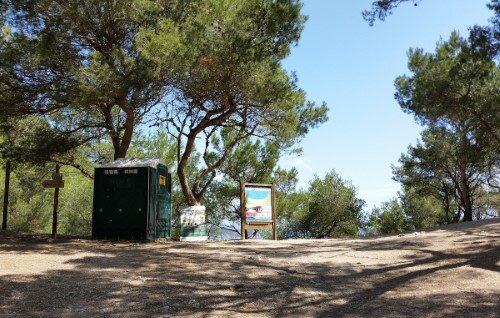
394,127,494,222
0,0,183,160
0,0,327,206
362,0,422,26
138,0,328,206
393,32,499,222
395,32,500,146
299,171,364,238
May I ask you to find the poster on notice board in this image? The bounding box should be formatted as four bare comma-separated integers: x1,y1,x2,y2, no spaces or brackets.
244,186,273,222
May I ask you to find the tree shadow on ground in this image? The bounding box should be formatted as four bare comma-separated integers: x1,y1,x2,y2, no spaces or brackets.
0,219,498,317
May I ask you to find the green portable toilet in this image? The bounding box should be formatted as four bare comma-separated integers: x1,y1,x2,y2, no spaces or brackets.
92,158,172,240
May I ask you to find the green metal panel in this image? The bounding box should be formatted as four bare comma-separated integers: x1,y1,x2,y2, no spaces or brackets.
92,161,173,240
148,168,157,239
92,167,149,240
180,206,207,239
155,165,172,238
180,223,207,237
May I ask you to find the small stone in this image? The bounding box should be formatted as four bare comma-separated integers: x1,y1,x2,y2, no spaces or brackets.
232,284,251,292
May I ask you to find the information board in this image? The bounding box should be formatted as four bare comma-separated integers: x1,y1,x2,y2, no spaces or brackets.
240,182,277,240
244,186,273,222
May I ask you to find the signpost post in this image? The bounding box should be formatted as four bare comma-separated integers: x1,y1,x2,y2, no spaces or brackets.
2,161,11,231
43,165,64,239
240,181,277,240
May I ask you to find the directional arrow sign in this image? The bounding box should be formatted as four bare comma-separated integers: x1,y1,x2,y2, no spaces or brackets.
42,179,65,188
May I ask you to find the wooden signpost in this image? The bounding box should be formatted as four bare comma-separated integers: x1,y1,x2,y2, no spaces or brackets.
2,161,11,231
240,181,277,240
43,165,64,239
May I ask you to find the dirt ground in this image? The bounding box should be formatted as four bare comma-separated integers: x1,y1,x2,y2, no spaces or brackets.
0,219,499,318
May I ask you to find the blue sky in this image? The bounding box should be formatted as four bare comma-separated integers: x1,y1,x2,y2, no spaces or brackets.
279,0,493,210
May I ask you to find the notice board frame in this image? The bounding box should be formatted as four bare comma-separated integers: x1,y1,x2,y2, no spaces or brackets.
240,181,277,240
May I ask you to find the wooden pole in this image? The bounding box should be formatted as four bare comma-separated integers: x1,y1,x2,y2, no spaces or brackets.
240,180,245,240
272,184,277,240
51,165,60,239
2,161,11,231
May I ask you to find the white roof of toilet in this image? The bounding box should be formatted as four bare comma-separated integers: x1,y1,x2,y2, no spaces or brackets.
98,158,164,169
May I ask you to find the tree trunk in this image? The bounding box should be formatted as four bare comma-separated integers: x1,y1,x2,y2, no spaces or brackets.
110,132,122,160
177,167,199,206
443,196,451,223
113,138,131,160
458,167,473,222
461,192,473,222
2,161,11,231
113,147,126,160
113,107,135,160
177,132,200,206
113,138,132,160
441,188,453,224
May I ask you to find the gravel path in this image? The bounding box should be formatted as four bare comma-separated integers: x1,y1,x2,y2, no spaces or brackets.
1,219,499,317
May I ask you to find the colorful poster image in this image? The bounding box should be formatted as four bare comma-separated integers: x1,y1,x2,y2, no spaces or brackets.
245,186,273,222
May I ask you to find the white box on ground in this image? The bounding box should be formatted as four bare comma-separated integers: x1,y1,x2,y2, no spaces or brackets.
180,205,208,241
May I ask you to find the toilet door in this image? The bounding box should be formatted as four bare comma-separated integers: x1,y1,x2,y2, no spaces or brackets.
156,165,172,238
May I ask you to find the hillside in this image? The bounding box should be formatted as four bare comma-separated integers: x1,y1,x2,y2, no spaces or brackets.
1,219,499,317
